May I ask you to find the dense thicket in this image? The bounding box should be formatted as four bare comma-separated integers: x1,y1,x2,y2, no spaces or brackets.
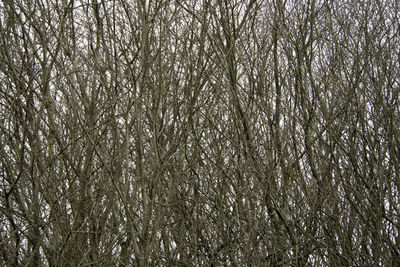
1,0,399,266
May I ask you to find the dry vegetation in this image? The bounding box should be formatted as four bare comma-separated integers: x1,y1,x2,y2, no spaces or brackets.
0,0,399,266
